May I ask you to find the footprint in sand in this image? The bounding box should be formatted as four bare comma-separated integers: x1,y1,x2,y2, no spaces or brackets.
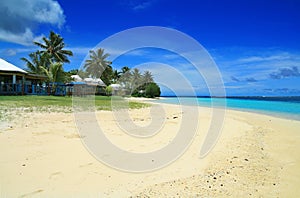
79,162,93,168
64,133,84,139
20,189,44,198
49,171,63,180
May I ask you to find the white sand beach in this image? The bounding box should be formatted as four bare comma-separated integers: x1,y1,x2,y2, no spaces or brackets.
0,103,299,197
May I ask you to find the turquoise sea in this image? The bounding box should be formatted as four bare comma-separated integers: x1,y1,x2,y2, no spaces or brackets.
155,97,300,121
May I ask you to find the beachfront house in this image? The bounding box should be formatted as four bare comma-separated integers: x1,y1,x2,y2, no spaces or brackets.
0,58,107,96
110,83,122,95
0,58,46,95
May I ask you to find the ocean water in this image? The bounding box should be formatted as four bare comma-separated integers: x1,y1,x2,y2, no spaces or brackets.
155,97,300,121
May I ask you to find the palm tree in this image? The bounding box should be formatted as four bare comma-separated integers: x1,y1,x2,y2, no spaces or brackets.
40,61,65,95
119,66,131,82
143,71,154,84
84,48,112,85
118,66,131,91
40,62,65,83
101,65,114,85
112,69,122,83
21,51,50,74
34,31,73,63
121,66,130,74
131,68,142,91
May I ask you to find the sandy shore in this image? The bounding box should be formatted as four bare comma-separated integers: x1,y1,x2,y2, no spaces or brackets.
0,102,299,197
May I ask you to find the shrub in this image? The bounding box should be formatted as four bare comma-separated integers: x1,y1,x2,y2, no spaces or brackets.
145,83,161,98
105,86,112,96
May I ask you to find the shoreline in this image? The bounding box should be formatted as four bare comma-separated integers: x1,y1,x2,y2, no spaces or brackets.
0,102,299,196
146,98,300,121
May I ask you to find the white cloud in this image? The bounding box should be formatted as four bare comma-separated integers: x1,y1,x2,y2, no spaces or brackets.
126,0,154,11
215,50,300,83
0,0,65,45
237,53,292,63
119,0,155,11
2,49,17,56
0,46,38,55
132,1,152,10
0,28,44,46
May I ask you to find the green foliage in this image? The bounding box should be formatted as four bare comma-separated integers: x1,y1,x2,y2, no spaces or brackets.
112,69,121,83
20,38,162,98
68,69,79,75
145,82,161,98
40,62,65,83
110,67,160,97
84,48,113,85
34,31,73,63
121,66,130,74
131,68,143,88
64,71,74,83
118,66,132,91
105,86,112,96
101,65,114,85
21,51,50,74
143,71,154,84
77,70,89,79
21,30,74,89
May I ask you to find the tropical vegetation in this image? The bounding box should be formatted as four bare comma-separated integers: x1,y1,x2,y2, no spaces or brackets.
83,48,160,98
34,31,73,63
21,31,161,98
21,31,73,85
84,48,113,85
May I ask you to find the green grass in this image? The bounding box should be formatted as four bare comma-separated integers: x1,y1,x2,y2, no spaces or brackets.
0,95,72,107
0,95,149,117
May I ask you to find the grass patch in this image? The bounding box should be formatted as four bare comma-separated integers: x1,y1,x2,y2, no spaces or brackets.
0,95,149,121
0,95,148,109
0,95,71,108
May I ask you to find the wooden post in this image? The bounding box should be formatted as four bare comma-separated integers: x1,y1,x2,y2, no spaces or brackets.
22,75,25,95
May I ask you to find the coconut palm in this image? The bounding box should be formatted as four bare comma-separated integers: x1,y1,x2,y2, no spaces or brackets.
117,67,131,92
119,66,131,82
40,62,65,83
84,48,112,85
112,69,122,83
34,31,73,63
121,66,130,74
39,61,65,95
21,51,50,74
101,65,114,86
131,68,142,91
143,71,154,84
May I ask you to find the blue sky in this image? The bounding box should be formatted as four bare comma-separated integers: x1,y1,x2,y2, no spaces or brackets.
0,0,300,96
